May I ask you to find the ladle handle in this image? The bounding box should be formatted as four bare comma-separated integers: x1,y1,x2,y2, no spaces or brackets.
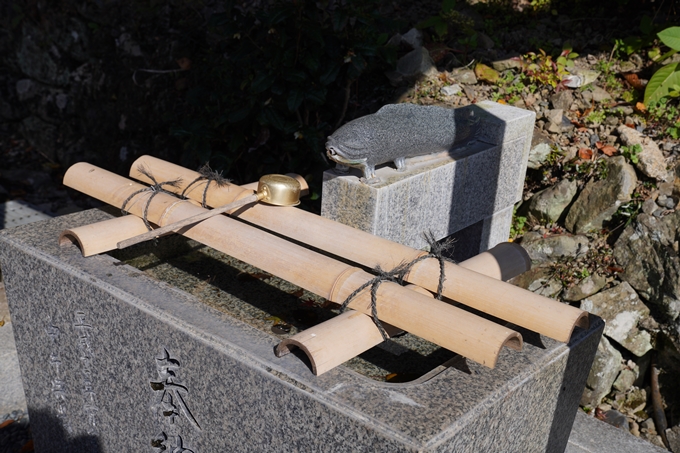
117,192,261,249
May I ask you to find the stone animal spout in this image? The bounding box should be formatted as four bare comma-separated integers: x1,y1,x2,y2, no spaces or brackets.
326,104,480,183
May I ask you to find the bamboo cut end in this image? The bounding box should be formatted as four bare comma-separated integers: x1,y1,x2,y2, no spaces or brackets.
59,230,86,254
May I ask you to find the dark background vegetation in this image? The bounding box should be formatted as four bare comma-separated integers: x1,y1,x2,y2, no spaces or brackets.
0,0,675,205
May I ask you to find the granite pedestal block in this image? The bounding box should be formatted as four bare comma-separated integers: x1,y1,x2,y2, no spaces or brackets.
321,101,535,254
0,210,602,453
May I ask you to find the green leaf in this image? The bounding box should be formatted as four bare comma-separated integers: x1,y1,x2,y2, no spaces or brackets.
639,15,653,35
442,0,456,13
434,18,448,38
644,62,680,106
228,106,252,123
416,16,443,30
283,69,308,83
658,27,680,52
251,73,276,93
319,64,340,85
305,87,327,105
287,89,305,111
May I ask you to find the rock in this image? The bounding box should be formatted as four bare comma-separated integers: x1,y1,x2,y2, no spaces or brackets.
440,84,462,96
617,125,673,182
400,28,423,48
562,273,607,302
16,23,70,86
612,368,637,392
613,211,680,320
550,90,573,111
601,409,630,430
666,424,680,453
565,156,637,234
582,86,612,103
396,47,437,80
545,109,574,133
562,70,600,88
520,231,589,263
580,282,653,357
581,336,623,408
450,68,477,84
526,179,578,223
491,57,522,71
617,388,648,415
509,265,562,298
528,143,551,170
642,198,659,215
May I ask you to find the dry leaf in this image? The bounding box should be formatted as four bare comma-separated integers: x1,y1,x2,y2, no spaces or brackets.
0,419,14,429
635,102,647,113
595,142,604,150
622,72,645,90
176,57,192,70
578,148,594,160
474,63,500,84
497,99,507,104
601,145,617,156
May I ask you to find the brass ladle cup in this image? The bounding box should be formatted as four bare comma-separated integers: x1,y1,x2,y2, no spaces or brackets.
117,174,301,249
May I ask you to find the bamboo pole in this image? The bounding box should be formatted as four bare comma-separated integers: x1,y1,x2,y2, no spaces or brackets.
130,156,588,342
63,163,522,368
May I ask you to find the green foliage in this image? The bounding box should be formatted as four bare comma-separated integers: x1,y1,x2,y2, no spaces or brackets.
521,45,576,88
644,27,680,106
621,143,642,164
416,0,475,42
175,1,398,186
510,206,528,239
614,15,655,58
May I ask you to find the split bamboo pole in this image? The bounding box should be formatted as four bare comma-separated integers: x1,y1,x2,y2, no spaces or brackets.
130,156,589,343
63,163,522,368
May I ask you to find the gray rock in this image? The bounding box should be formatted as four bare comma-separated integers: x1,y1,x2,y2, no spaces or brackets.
666,424,680,453
612,369,637,392
562,273,608,302
450,68,477,84
440,84,462,96
396,47,437,80
580,282,653,357
509,265,563,298
617,125,673,182
642,198,659,216
601,410,630,430
520,231,589,263
590,86,613,103
581,336,623,408
16,23,70,86
613,211,680,320
546,110,574,134
528,142,552,169
526,179,578,223
550,90,574,111
401,28,423,48
491,58,522,71
565,156,637,234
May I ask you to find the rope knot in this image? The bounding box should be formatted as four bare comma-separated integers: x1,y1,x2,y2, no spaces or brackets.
121,165,183,231
180,163,230,208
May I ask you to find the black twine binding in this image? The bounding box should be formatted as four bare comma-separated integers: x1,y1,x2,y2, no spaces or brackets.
339,231,456,341
120,165,183,231
180,164,230,208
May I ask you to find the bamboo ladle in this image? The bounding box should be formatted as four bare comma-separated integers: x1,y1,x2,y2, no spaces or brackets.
117,174,301,249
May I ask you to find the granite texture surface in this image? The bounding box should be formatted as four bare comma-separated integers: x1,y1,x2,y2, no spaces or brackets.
0,210,602,453
321,101,535,250
566,410,667,453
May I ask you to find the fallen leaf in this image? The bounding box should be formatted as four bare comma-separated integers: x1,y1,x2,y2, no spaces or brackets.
474,63,500,84
625,123,636,129
601,145,617,156
579,148,594,160
0,318,4,327
176,57,192,70
497,99,507,104
576,126,589,132
607,266,624,273
0,419,14,429
622,72,645,90
635,102,647,113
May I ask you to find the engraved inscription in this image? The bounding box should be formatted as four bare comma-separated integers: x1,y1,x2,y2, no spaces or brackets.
150,348,200,452
73,311,99,433
46,324,72,434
